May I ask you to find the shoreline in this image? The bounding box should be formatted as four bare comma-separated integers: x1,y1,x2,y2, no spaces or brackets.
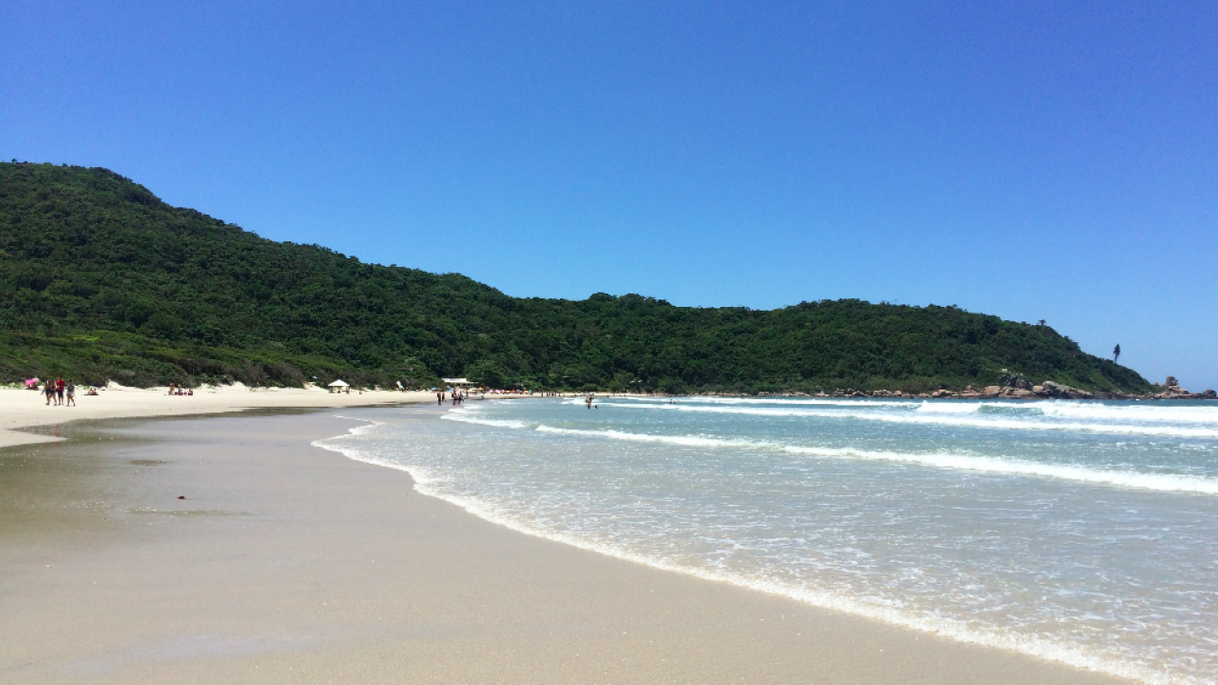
0,384,438,449
0,384,633,450
4,379,1209,454
0,407,1130,683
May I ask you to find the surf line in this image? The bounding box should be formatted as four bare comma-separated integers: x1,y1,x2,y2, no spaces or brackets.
312,423,1172,685
447,418,1218,496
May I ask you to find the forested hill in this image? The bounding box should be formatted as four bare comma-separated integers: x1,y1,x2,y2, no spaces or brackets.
0,162,1150,393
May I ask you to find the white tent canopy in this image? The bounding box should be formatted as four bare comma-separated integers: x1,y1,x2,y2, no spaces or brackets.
327,379,350,392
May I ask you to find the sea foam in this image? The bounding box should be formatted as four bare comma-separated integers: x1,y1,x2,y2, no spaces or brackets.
313,411,1199,685
601,401,1218,438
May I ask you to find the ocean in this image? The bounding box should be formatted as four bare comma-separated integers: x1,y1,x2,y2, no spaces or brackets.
316,395,1218,684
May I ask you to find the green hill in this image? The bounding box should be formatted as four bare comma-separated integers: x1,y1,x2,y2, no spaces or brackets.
0,162,1150,393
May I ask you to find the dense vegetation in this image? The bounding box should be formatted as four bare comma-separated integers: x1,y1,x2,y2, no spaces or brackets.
0,162,1150,393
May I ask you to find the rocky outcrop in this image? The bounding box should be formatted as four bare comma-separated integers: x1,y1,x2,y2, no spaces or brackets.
999,373,1032,390
1038,380,1094,400
734,376,1217,401
952,384,981,399
1156,376,1191,398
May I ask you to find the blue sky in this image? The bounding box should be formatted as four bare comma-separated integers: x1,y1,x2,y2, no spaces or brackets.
3,1,1215,390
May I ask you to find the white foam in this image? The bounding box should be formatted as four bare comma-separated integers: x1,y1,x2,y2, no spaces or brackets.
441,413,531,430
536,425,781,450
782,446,1218,495
531,425,1218,495
914,401,989,414
692,396,892,407
413,492,1177,683
311,421,1183,685
623,395,891,407
1036,401,1218,424
601,402,1218,439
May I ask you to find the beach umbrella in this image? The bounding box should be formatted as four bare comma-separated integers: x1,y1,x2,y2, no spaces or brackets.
25,377,39,387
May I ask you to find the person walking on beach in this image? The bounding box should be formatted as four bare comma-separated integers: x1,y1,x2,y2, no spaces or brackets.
55,378,65,406
44,381,55,406
66,381,76,407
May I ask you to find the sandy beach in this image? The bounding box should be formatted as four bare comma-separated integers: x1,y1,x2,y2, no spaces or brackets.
0,403,1133,684
0,384,437,449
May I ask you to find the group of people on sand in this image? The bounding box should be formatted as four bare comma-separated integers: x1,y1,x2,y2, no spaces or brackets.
43,378,76,407
167,383,194,396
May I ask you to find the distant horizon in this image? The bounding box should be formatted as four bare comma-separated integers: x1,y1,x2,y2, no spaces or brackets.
3,2,1214,390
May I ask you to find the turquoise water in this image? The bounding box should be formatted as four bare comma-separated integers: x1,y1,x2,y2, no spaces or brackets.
317,396,1218,683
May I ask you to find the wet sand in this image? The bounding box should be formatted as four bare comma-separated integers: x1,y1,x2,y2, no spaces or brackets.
0,408,1128,684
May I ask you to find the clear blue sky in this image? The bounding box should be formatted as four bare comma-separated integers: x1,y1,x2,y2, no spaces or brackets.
3,1,1215,390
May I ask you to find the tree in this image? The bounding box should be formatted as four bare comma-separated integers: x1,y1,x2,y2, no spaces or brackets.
1113,344,1121,363
467,359,506,389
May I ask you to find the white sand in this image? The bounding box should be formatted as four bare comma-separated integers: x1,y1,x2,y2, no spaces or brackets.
0,383,436,449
